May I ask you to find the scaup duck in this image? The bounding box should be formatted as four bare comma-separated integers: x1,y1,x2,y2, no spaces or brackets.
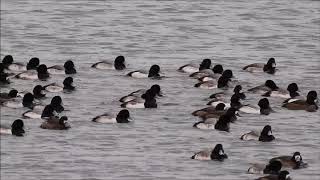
192,103,226,119
26,57,40,70
15,64,49,80
248,160,282,175
243,58,276,74
178,58,211,73
0,119,25,136
92,109,132,123
190,64,223,79
194,70,233,89
2,55,26,71
91,55,126,70
44,77,75,92
40,116,70,130
282,90,318,112
119,84,162,103
214,107,237,132
127,64,161,79
0,89,18,102
269,152,308,169
1,93,34,109
240,125,275,142
47,60,76,74
121,89,157,108
191,144,228,161
33,85,46,99
262,83,300,99
248,80,279,94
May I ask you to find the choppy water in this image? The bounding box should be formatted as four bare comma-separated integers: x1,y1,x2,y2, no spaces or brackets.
1,0,320,179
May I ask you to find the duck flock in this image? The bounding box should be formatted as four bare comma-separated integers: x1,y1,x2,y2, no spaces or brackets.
0,55,318,180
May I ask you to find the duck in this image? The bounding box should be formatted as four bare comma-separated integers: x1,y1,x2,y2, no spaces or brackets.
262,83,300,99
91,55,126,70
243,57,276,74
192,103,226,119
0,119,25,136
40,116,70,130
255,170,291,180
178,58,211,74
214,107,238,132
235,98,273,115
26,57,40,70
269,152,308,169
2,55,27,71
282,90,318,112
47,60,76,74
248,160,282,175
191,144,228,161
0,89,18,102
240,125,275,142
119,84,162,103
127,64,161,79
44,77,75,92
194,70,233,89
208,85,246,103
23,96,64,119
33,85,46,99
248,80,279,94
1,93,34,109
120,89,157,108
193,107,237,130
15,64,49,80
191,64,223,79
0,72,10,84
92,109,132,123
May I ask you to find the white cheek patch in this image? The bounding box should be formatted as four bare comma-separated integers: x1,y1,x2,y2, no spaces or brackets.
219,150,224,155
295,155,301,162
272,63,276,68
268,131,272,136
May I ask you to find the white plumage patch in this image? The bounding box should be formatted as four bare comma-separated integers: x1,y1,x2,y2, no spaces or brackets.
194,122,215,130
239,106,260,114
8,64,26,71
241,131,259,141
181,66,198,73
0,128,12,135
270,91,290,98
130,72,148,78
124,102,145,109
17,71,38,80
209,101,230,109
3,100,23,108
47,68,65,75
94,62,114,70
23,111,41,119
45,85,63,93
93,116,116,123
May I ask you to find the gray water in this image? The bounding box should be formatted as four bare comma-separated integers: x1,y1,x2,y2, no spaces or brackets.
1,0,320,179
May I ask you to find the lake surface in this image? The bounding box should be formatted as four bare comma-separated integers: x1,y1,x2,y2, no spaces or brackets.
1,0,320,179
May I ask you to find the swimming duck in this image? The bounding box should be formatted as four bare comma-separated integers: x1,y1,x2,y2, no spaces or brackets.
240,125,275,142
1,93,34,109
248,80,279,94
2,55,27,71
121,89,157,108
0,119,25,136
91,55,126,70
191,144,228,161
15,64,49,80
262,83,300,99
47,60,76,74
178,58,211,74
0,89,18,102
40,116,70,130
127,64,161,79
92,109,132,123
194,70,233,89
192,103,226,119
269,152,308,169
190,64,223,79
243,57,276,74
26,57,40,70
255,170,291,180
44,77,75,92
282,91,318,112
208,85,246,102
214,107,237,132
119,84,162,103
